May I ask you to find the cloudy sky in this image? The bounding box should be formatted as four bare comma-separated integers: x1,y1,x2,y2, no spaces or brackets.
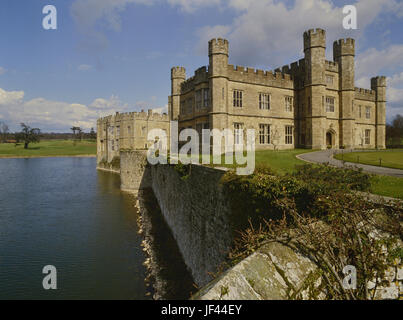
0,0,402,132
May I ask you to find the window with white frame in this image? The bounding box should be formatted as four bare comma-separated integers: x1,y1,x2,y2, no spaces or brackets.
285,125,293,145
259,124,270,144
366,106,371,119
365,129,371,145
233,90,243,108
234,123,243,145
285,96,293,112
326,97,335,112
326,75,334,85
259,93,270,110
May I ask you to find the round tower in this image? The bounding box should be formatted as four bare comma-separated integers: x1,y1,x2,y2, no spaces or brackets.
371,76,387,149
170,66,186,121
334,38,355,148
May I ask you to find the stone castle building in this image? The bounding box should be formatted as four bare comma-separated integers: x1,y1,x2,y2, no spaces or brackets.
170,28,386,150
98,28,386,163
97,110,170,163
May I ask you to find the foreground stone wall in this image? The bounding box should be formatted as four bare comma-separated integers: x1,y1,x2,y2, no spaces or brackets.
119,150,246,286
149,164,234,286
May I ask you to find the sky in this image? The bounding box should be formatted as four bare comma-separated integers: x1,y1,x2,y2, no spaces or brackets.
0,0,402,132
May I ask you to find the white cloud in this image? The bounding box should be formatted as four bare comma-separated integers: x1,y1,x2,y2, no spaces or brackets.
194,0,402,67
0,67,6,75
167,0,221,13
0,88,169,132
78,64,93,71
356,45,403,80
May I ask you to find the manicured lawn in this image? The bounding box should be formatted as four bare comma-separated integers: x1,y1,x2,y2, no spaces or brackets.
334,149,403,170
207,149,316,175
207,149,403,200
370,175,403,200
0,140,96,157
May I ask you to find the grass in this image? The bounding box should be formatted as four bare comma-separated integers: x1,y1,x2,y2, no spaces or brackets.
334,149,403,170
0,139,96,157
204,149,403,200
199,149,316,174
370,175,403,200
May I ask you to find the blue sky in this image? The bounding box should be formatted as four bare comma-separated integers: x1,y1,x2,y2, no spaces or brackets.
0,0,402,132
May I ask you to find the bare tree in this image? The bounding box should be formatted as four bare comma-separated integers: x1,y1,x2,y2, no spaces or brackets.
271,126,281,151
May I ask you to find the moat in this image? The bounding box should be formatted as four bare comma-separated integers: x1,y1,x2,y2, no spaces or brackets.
0,157,193,299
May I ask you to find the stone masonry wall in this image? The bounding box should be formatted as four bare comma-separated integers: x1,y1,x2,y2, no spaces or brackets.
120,150,245,287
149,164,234,287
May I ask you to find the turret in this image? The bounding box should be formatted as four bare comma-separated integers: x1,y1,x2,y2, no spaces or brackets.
170,66,186,121
371,76,387,149
334,38,355,148
303,28,326,149
208,39,229,132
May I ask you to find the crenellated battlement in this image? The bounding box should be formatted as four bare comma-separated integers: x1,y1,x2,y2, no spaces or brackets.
208,38,229,56
227,64,293,88
303,28,326,50
371,76,387,88
325,60,339,72
180,66,210,93
354,87,376,101
333,38,355,57
98,109,170,124
171,66,186,79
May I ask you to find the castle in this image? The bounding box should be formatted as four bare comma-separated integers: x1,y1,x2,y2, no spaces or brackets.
171,28,386,151
97,28,386,163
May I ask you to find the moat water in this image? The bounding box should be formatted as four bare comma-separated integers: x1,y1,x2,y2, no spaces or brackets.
0,157,193,300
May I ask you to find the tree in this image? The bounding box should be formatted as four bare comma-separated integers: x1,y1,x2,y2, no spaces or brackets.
386,114,403,146
0,121,9,143
71,126,82,141
89,128,96,140
18,123,41,149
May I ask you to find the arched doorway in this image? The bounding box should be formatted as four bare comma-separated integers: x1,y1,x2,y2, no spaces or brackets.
326,130,335,148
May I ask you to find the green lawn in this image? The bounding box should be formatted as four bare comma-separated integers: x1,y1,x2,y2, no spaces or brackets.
334,149,403,170
205,149,315,175
0,140,96,157
207,149,403,200
370,175,403,200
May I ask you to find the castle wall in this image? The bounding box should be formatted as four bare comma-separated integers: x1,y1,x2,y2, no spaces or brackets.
97,111,170,164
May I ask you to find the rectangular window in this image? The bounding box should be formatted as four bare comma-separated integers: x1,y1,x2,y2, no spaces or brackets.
326,75,334,85
359,105,362,118
365,129,371,145
203,88,210,108
180,101,186,114
234,123,243,145
259,124,271,144
366,106,371,119
259,93,270,110
326,97,335,112
285,96,293,112
285,125,293,145
116,126,120,137
233,90,243,108
195,90,202,110
187,98,193,114
127,126,131,135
